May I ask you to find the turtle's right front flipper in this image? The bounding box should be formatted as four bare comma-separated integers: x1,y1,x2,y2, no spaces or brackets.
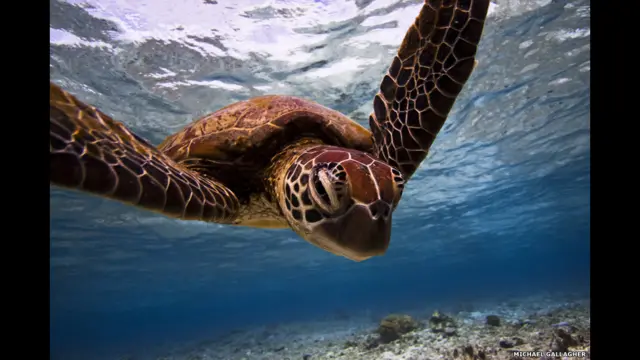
369,0,490,180
49,82,240,223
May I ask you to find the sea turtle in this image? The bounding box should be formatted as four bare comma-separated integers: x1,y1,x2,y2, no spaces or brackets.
50,0,490,261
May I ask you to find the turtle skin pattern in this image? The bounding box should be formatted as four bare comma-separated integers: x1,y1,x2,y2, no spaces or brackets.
50,82,240,223
370,0,489,180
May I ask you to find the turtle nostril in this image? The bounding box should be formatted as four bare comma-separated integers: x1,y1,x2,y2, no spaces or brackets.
370,203,379,218
368,201,391,220
382,204,391,218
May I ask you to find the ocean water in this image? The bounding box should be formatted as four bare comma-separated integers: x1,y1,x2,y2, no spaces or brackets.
49,0,590,359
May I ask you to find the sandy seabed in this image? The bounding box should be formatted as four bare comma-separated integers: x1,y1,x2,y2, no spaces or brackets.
149,294,590,360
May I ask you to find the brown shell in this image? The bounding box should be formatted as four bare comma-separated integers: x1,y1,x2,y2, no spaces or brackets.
159,95,373,165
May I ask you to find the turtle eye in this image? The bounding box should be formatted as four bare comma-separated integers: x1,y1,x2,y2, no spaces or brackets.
310,162,348,215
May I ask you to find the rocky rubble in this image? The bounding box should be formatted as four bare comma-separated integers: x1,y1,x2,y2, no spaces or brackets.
146,296,590,360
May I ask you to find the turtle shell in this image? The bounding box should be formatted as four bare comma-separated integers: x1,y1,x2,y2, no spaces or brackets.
160,95,372,158
158,95,373,199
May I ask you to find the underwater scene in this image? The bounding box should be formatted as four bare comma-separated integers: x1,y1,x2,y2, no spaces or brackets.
50,0,590,359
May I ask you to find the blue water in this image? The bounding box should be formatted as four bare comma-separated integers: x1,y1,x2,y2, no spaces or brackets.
50,0,589,359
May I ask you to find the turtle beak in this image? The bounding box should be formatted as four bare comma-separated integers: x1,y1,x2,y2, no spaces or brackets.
309,203,392,261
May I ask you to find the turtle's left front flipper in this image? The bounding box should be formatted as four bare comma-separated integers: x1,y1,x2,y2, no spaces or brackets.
49,82,240,223
369,0,490,180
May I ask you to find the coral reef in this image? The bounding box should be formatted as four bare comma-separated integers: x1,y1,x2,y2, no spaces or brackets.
428,310,458,336
141,295,590,360
376,314,420,344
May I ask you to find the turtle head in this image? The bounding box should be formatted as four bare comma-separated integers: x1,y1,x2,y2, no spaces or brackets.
278,146,405,261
